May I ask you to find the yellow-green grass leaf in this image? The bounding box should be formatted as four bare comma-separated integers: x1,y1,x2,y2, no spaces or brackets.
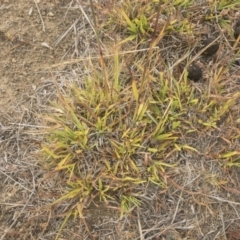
103,159,111,171
96,117,102,130
218,19,231,33
153,100,172,136
147,148,158,153
67,163,76,181
113,161,121,176
122,177,146,184
121,195,141,211
100,186,110,194
99,193,108,202
174,144,181,151
77,202,84,218
114,149,122,159
226,160,240,168
70,109,86,131
42,145,62,159
160,140,173,149
135,103,148,121
181,144,199,153
189,99,198,105
119,35,136,45
147,165,159,178
121,10,137,33
128,159,140,173
55,162,75,172
98,179,103,190
178,0,193,7
218,0,240,10
202,100,216,112
122,128,131,138
53,129,71,140
52,188,81,205
154,161,177,172
219,151,240,159
148,177,167,188
172,121,181,130
198,120,217,128
154,133,176,140
55,210,72,240
55,153,71,171
138,20,146,35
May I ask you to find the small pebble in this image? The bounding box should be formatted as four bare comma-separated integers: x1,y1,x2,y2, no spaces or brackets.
201,37,219,56
234,18,240,39
187,63,202,82
233,60,240,66
48,12,54,17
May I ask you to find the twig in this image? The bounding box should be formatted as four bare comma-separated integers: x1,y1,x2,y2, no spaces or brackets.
77,0,96,37
219,208,227,240
0,168,34,194
206,195,240,205
53,18,80,47
2,44,20,57
47,47,159,68
171,191,183,224
34,0,45,32
137,209,144,240
0,191,35,240
88,0,102,55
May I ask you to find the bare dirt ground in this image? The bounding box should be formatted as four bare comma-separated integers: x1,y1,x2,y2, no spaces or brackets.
0,0,78,118
1,1,240,240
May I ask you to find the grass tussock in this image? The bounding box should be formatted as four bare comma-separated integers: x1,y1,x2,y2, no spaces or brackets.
38,0,240,238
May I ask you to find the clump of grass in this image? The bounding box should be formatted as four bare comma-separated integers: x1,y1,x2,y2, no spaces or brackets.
40,47,239,223
41,51,182,219
39,0,240,238
105,0,155,44
105,0,196,44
